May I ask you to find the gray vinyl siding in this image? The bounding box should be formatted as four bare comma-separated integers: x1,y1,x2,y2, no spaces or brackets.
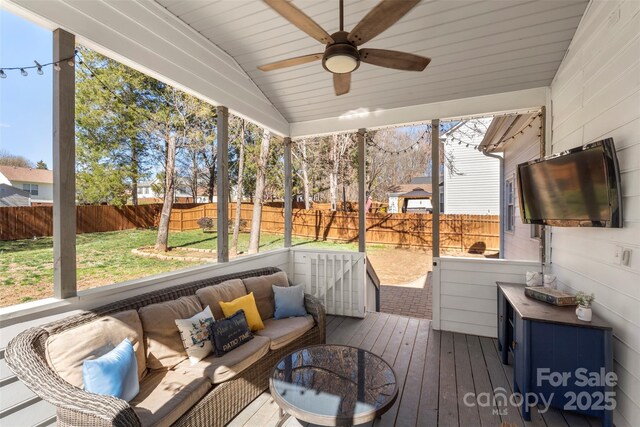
549,1,640,425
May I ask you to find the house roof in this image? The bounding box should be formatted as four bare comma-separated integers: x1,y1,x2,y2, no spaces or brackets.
0,184,31,206
401,188,433,199
0,166,53,184
478,112,540,153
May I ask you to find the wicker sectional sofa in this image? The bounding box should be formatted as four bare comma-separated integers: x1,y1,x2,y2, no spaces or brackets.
5,267,326,427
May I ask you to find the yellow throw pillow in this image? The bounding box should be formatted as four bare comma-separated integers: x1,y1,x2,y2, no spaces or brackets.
219,292,264,331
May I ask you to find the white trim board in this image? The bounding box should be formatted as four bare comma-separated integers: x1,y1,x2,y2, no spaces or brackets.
289,87,548,138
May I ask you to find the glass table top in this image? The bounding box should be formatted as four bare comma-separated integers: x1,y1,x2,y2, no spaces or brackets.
270,345,398,425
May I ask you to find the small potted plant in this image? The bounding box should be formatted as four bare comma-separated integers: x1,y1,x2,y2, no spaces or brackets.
575,291,595,322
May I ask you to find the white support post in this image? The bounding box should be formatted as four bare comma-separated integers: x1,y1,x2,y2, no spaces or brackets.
431,119,441,329
431,120,440,258
358,129,366,253
216,106,229,262
52,29,76,299
284,137,292,247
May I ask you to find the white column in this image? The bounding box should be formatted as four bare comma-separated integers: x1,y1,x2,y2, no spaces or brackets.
216,106,229,262
431,119,440,257
52,29,76,299
284,137,292,247
358,129,366,252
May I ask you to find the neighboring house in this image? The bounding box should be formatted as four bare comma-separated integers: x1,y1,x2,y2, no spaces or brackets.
0,165,54,205
441,118,500,215
479,112,542,261
387,176,443,213
0,184,31,207
137,179,211,203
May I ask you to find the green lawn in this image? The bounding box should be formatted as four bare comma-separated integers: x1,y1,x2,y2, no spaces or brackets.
0,229,363,307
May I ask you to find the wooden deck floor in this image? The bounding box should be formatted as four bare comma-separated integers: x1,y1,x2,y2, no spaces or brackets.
228,312,602,427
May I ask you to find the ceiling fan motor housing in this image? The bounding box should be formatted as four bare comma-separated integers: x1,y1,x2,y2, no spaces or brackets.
322,31,360,74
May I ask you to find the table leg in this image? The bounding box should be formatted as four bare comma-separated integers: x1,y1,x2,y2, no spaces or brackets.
276,407,291,427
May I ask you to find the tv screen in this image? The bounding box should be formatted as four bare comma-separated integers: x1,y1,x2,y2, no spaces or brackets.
517,138,622,227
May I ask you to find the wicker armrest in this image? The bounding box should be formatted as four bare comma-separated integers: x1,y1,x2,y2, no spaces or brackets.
304,293,326,343
5,327,141,427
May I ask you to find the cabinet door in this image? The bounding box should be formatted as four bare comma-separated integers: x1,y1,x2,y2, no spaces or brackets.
497,288,505,352
513,312,527,394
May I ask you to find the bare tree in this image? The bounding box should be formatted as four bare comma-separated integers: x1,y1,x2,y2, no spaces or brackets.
0,150,33,168
155,132,178,251
231,119,246,255
248,129,271,254
328,134,353,211
292,138,311,209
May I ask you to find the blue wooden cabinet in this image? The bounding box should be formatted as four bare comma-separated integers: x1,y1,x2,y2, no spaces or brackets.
497,283,614,426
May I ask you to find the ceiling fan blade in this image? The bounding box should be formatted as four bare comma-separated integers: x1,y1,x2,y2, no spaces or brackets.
258,53,323,71
360,48,430,71
263,0,334,44
334,73,351,96
348,0,421,46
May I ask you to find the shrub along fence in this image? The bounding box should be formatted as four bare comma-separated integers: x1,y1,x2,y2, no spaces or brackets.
0,203,499,252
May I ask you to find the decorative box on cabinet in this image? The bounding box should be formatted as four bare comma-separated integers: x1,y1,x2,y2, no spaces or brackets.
497,282,614,426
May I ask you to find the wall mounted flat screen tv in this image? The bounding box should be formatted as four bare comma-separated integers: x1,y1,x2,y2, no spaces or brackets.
517,138,622,227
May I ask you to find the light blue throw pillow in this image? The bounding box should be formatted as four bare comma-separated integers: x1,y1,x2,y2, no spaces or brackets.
83,338,139,402
273,284,307,319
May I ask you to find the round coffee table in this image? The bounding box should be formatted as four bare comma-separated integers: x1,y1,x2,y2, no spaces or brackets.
269,344,398,426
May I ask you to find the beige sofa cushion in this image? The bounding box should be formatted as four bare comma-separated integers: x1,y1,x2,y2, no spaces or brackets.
196,279,246,320
131,370,211,427
242,271,289,320
45,310,146,388
256,315,315,350
138,296,202,370
174,335,270,384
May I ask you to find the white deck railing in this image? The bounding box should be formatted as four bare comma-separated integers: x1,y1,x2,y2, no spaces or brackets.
432,256,539,337
290,248,367,318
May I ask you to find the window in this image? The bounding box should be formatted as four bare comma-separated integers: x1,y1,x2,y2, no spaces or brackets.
505,179,514,232
531,224,542,239
22,183,39,196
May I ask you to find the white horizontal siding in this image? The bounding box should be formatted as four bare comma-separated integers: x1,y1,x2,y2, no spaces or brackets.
434,257,539,338
503,115,543,260
549,1,640,426
444,119,500,215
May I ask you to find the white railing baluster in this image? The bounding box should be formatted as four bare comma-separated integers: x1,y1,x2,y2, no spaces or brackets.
349,254,354,317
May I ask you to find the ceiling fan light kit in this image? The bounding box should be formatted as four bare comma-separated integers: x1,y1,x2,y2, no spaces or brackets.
260,0,429,96
323,32,360,74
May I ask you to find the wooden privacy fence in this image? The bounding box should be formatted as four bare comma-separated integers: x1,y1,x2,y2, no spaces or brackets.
0,204,194,241
170,203,500,252
1,203,499,251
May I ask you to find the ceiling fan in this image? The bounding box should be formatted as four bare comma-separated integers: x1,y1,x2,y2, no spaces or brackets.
258,0,431,96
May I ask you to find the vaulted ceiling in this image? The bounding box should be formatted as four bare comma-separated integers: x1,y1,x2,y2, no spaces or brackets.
156,0,589,124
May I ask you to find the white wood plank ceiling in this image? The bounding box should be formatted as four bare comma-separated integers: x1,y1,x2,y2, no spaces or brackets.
156,0,589,125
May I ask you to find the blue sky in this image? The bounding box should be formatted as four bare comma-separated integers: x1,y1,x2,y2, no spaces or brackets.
0,9,53,167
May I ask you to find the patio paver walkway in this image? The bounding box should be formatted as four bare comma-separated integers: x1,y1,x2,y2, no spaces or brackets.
380,273,432,319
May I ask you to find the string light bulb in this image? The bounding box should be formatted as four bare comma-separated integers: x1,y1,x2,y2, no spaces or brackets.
34,61,43,75
54,62,61,71
20,68,28,77
67,58,75,67
0,69,6,79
